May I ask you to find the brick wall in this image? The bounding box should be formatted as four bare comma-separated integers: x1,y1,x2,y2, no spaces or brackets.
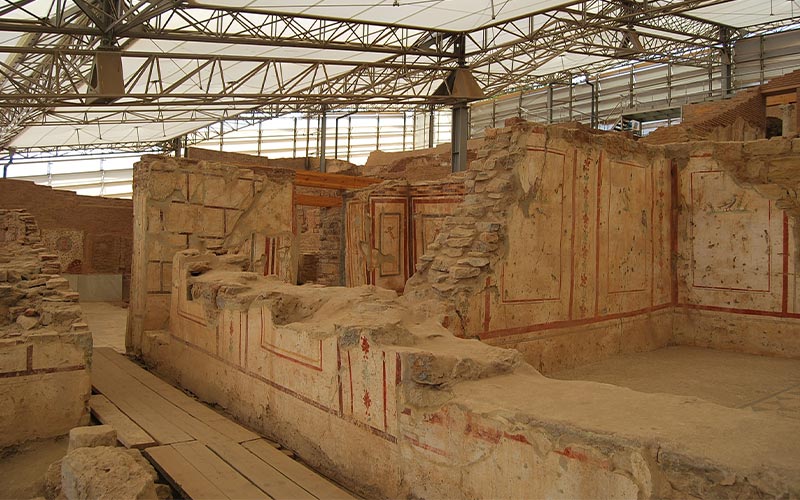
644,69,800,145
0,179,133,297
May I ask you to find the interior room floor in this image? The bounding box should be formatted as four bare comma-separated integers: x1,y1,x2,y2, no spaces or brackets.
551,346,800,420
80,301,127,352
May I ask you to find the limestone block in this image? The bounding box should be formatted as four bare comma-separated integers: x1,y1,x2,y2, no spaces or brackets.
61,446,158,500
44,458,63,500
197,207,226,238
46,278,70,290
39,302,82,328
458,257,489,268
442,247,464,258
450,266,480,279
189,175,254,209
446,237,473,248
31,332,90,371
146,262,162,293
16,314,38,330
162,202,202,233
449,227,476,238
475,222,501,232
0,342,29,372
68,425,118,452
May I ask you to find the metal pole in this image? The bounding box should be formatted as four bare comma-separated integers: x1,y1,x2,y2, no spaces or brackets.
428,104,435,148
319,105,327,173
451,101,469,172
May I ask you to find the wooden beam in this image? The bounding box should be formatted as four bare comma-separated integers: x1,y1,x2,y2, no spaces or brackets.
766,92,797,106
294,170,381,190
294,193,342,207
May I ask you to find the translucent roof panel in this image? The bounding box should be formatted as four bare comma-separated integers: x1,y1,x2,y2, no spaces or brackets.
688,0,799,28
194,0,568,31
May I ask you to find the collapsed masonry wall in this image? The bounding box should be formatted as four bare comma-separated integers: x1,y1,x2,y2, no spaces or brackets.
344,178,467,292
0,209,91,448
0,179,133,299
140,249,800,499
128,155,295,355
363,139,483,182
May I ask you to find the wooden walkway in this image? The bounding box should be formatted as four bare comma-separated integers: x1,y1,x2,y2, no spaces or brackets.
91,347,357,500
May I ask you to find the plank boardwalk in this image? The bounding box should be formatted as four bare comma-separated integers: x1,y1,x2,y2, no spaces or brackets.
92,347,357,500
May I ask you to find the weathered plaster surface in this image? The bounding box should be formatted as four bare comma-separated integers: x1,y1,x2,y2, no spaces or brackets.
140,251,800,499
0,210,91,448
128,155,295,354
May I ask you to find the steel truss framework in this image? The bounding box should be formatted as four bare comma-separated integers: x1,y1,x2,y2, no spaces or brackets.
0,0,796,152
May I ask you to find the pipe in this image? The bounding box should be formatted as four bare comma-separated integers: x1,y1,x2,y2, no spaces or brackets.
2,148,15,178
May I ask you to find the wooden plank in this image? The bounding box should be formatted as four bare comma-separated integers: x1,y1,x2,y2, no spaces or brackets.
145,444,232,500
243,439,357,500
89,394,157,449
171,441,269,500
94,347,259,443
294,171,381,191
294,193,342,208
766,92,797,106
203,437,316,500
91,354,195,445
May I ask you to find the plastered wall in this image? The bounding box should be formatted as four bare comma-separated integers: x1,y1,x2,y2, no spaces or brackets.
138,248,800,499
0,179,133,296
128,155,296,355
672,140,800,356
345,180,466,292
402,121,800,373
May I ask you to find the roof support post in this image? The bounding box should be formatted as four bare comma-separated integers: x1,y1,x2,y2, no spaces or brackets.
319,105,327,173
451,101,469,172
428,104,435,148
720,26,732,97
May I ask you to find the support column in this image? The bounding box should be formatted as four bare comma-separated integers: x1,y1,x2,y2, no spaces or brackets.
720,26,733,97
172,137,182,157
319,106,327,173
428,104,435,148
452,101,469,172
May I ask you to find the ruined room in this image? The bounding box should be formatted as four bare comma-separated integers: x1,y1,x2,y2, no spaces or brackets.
1,1,800,499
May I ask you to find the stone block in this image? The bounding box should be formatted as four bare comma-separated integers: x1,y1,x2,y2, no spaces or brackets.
446,237,473,248
197,207,226,238
32,332,90,371
189,175,254,210
46,278,70,290
442,247,464,258
68,425,118,452
0,342,29,373
146,262,162,293
457,257,489,268
450,265,480,279
449,227,475,238
16,314,38,330
60,446,158,500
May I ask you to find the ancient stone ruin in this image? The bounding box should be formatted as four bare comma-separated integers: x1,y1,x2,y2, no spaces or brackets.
124,119,800,498
3,76,800,498
0,209,91,448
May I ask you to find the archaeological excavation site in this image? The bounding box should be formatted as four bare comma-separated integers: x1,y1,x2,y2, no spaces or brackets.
2,2,800,499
